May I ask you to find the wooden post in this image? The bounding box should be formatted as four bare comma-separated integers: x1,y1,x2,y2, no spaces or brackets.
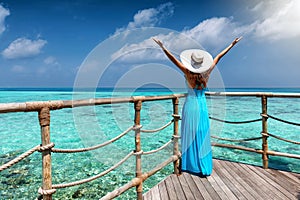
39,107,53,200
134,100,143,200
261,96,268,169
172,97,180,175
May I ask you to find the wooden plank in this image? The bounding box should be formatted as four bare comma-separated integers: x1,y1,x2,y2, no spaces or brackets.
210,161,238,200
158,180,169,200
170,174,186,200
178,173,195,199
190,173,213,200
207,172,230,200
183,173,204,200
245,162,297,199
198,175,222,200
143,159,300,200
277,170,300,185
164,175,178,200
151,184,161,200
245,163,298,199
143,189,152,200
221,160,264,200
213,159,252,200
256,166,300,194
236,162,280,200
216,159,256,200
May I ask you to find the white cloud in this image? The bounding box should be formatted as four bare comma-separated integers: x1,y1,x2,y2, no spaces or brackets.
44,56,59,66
2,38,47,59
0,5,10,35
115,2,174,34
110,17,251,64
253,0,300,40
129,2,174,28
109,0,300,66
111,31,204,64
181,0,300,45
107,2,175,64
182,17,254,52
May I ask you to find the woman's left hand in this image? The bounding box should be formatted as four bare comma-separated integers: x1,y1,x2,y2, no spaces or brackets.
232,36,242,45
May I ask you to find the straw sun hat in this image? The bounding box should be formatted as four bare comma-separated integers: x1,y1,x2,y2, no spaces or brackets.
180,49,213,73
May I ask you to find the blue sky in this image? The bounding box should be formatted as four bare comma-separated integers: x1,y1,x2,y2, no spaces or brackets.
0,0,300,88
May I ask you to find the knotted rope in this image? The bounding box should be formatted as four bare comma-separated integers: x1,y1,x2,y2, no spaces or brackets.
172,134,181,141
38,143,55,152
133,150,144,156
172,114,181,119
132,125,142,131
38,187,56,195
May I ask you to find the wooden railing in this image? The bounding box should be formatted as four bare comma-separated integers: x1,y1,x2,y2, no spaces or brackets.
0,92,299,199
206,92,300,169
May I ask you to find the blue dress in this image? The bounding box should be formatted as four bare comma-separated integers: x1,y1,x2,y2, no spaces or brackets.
181,86,213,176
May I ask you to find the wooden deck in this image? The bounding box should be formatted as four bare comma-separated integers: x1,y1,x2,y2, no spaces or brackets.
143,159,300,200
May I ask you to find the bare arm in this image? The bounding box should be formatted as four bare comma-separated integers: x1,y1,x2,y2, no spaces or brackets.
207,36,242,74
152,38,188,74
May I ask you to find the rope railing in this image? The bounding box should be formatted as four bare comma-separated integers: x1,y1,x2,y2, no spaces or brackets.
211,135,263,142
210,94,300,169
208,114,263,143
142,140,173,155
1,92,300,200
52,151,134,189
140,119,174,133
0,145,40,172
263,132,300,145
100,154,180,200
266,114,300,126
0,143,55,172
209,116,262,124
52,126,134,153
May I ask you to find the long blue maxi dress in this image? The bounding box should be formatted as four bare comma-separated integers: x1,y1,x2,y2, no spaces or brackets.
181,85,213,176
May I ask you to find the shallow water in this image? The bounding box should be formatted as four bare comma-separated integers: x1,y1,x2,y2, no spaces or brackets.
0,88,299,199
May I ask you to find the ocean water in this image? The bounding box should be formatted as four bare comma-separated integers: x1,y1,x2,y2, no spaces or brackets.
0,88,299,199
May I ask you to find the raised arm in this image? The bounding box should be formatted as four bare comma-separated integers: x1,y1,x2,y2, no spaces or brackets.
153,38,188,74
207,36,242,74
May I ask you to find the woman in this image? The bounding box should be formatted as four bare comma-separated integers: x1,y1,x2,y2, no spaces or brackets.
153,37,242,176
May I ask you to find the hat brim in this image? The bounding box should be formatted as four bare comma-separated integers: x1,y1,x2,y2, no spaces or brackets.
180,49,213,73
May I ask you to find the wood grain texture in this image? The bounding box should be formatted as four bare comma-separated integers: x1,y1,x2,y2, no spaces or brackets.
143,159,300,200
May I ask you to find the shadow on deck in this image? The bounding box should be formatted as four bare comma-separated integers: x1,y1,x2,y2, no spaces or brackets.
143,159,300,200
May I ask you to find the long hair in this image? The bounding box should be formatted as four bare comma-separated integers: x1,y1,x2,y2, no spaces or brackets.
185,71,209,89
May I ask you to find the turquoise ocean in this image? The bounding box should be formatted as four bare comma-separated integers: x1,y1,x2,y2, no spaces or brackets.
0,88,299,199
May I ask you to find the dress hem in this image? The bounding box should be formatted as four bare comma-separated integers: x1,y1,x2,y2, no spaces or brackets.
181,169,211,177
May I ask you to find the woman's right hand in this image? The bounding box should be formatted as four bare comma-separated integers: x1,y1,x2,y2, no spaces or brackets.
152,38,164,49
